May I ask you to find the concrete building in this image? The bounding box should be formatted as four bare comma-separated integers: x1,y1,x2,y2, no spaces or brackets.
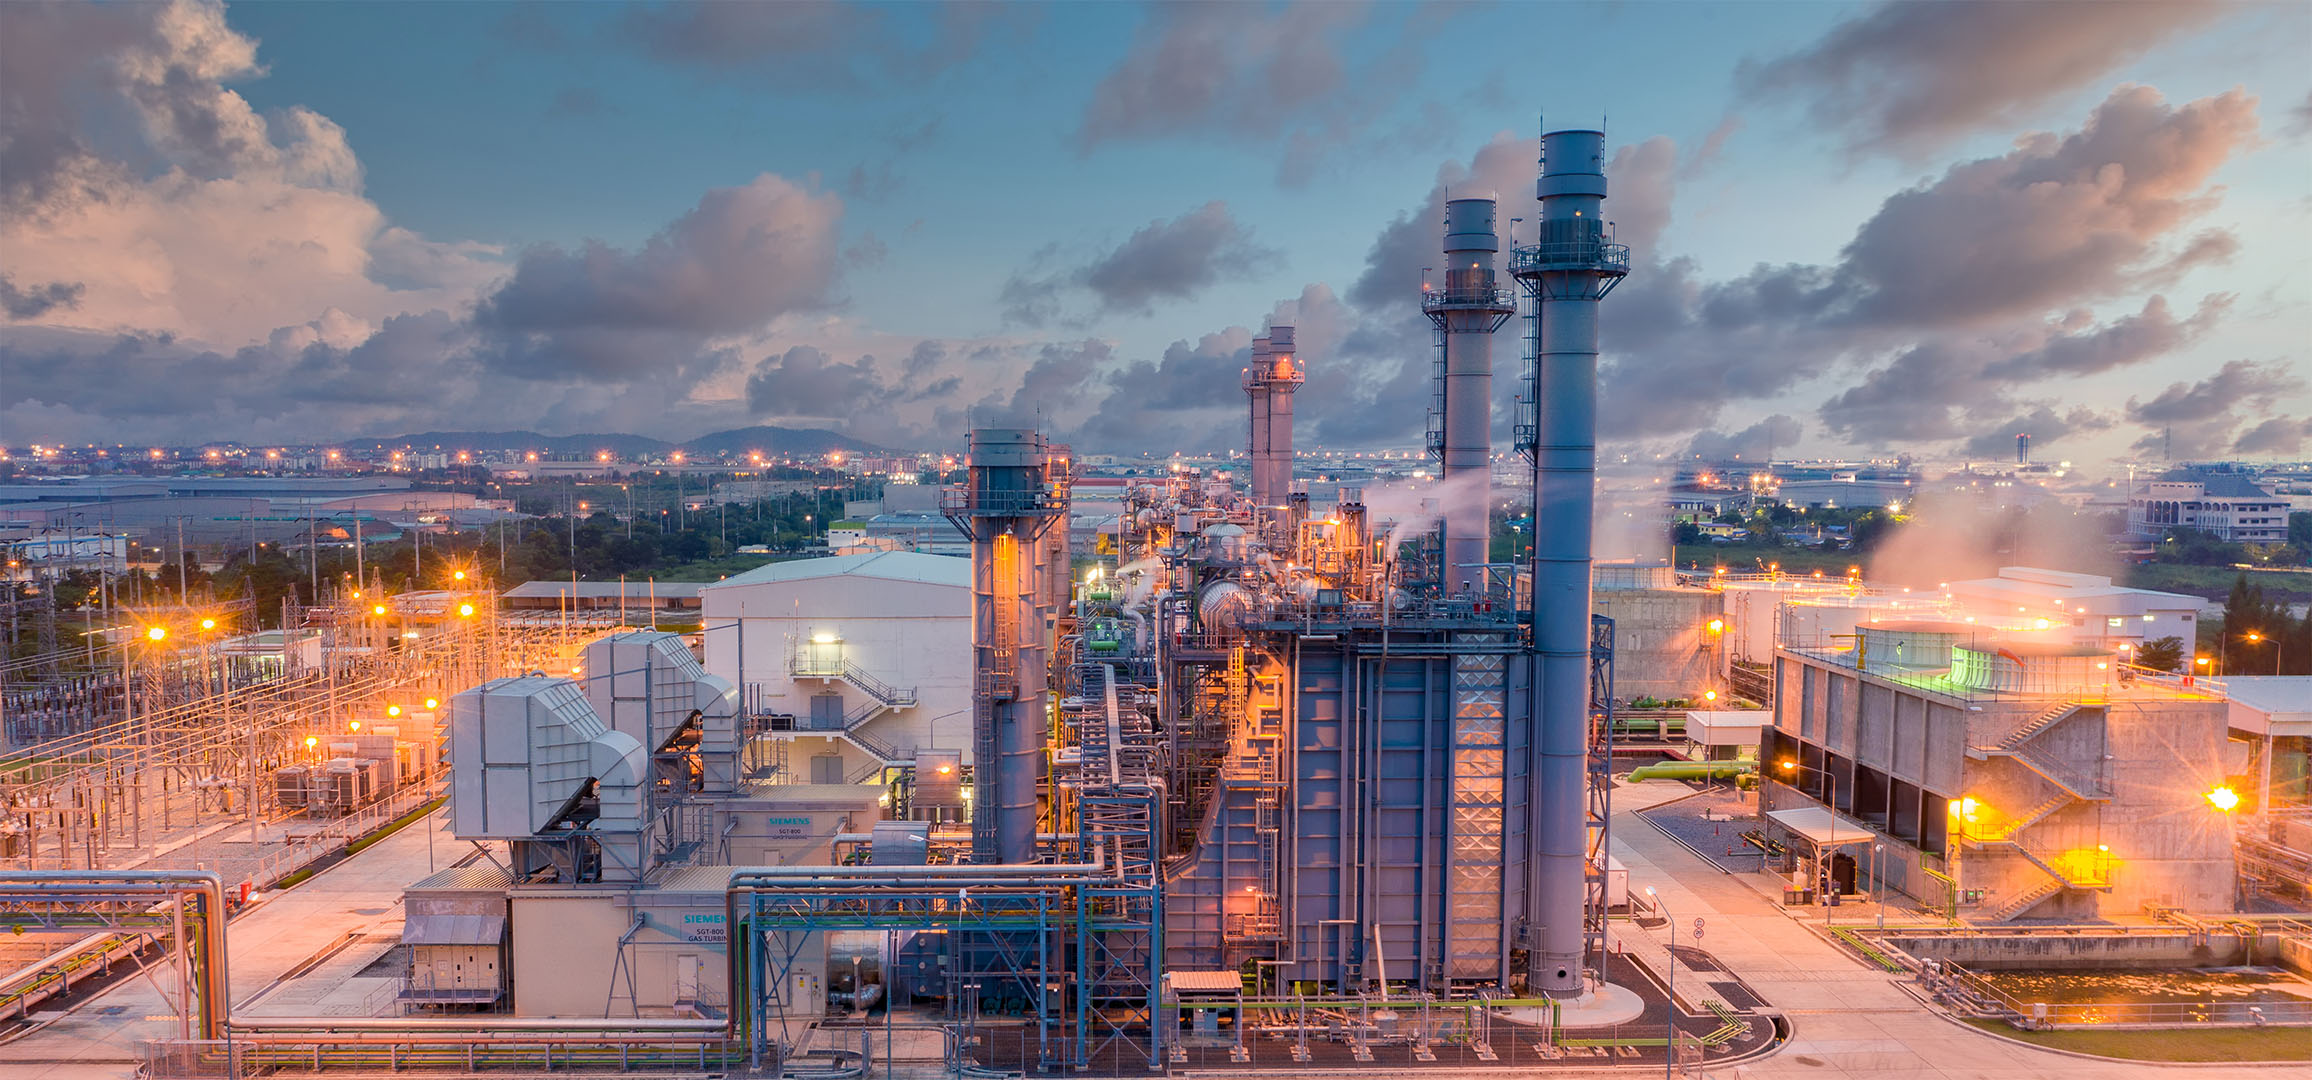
1760,620,2238,922
699,551,971,782
1944,566,2202,652
2128,467,2291,542
1590,564,1724,700
2227,676,2312,813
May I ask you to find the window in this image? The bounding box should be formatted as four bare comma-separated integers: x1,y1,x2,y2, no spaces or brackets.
2107,617,2125,628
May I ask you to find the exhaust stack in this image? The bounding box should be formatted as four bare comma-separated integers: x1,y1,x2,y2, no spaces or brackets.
1512,128,1630,996
1243,327,1302,511
943,429,1068,864
1424,197,1515,593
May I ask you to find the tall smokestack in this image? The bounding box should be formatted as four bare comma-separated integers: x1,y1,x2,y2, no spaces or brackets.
1513,127,1629,997
944,428,1066,864
1425,197,1515,593
2016,433,2030,465
1244,336,1272,506
1263,326,1301,509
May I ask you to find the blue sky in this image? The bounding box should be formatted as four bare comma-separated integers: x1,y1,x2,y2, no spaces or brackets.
3,0,2307,469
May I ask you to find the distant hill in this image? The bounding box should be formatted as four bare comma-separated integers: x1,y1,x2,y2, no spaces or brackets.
349,426,888,457
347,431,674,456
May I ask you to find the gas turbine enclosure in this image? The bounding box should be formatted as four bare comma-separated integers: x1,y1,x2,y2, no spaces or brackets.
449,676,608,840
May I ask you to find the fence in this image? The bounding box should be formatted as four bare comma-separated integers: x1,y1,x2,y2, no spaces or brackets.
1929,960,2312,1028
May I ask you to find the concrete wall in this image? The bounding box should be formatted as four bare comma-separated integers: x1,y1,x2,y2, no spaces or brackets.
1591,586,1723,700
1886,932,2248,970
701,569,971,773
508,888,737,1017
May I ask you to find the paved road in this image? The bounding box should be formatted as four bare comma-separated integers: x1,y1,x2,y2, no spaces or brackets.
1609,779,2306,1078
0,805,452,1080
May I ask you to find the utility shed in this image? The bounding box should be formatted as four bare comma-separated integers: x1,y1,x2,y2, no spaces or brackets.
401,864,513,1006
700,551,973,780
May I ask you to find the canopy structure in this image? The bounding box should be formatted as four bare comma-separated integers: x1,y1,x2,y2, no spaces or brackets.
1765,806,1877,848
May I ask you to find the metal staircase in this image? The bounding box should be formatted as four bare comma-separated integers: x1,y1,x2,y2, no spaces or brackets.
1982,878,2065,923
2001,703,2083,747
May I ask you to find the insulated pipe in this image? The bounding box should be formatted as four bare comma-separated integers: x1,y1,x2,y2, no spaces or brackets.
0,871,229,1039
1517,128,1627,998
1431,198,1514,594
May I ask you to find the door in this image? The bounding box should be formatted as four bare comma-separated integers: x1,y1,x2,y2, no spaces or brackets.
675,954,701,1004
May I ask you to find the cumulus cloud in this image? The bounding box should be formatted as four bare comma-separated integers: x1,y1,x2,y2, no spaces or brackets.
0,276,83,319
1742,0,2229,157
1001,201,1275,325
2233,416,2312,456
1955,405,2115,460
1596,86,2259,447
471,174,844,380
2126,359,2306,458
1073,2,1442,184
1686,415,1802,462
618,1,1019,88
0,0,500,345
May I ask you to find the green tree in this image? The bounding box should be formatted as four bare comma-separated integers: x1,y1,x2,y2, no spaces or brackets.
2136,636,2185,673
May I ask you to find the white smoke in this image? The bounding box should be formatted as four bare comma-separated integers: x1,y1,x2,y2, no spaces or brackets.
1592,458,1676,564
1362,470,1492,550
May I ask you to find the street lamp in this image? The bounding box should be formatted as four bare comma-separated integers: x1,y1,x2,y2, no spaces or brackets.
2206,786,2240,812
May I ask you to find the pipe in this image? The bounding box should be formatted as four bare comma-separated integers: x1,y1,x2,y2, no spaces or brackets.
0,871,229,1038
1516,127,1628,998
232,1017,723,1033
1625,762,1753,783
1429,197,1514,594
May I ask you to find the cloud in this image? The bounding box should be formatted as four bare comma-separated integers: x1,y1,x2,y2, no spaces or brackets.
0,0,500,345
1741,0,2228,157
1001,201,1275,325
1595,86,2259,445
2233,416,2312,456
2126,358,2306,458
470,174,844,380
1072,2,1444,184
1685,415,1802,462
0,276,83,319
1955,405,2114,460
617,1,1020,88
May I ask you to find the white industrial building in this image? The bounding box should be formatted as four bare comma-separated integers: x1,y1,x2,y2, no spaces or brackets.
2128,468,2291,542
1941,567,2202,653
699,551,972,783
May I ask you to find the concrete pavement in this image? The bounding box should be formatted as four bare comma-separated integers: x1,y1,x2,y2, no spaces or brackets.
1610,778,2306,1078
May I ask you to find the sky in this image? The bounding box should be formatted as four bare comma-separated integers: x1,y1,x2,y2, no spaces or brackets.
2,0,2308,469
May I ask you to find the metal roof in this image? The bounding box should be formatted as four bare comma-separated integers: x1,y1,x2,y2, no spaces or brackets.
652,865,739,894
2156,469,2281,500
1764,807,1877,848
705,550,971,591
502,580,705,599
406,864,514,892
403,913,504,946
1166,971,1243,994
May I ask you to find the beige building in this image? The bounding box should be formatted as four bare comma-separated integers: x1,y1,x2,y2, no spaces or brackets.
1761,628,2237,922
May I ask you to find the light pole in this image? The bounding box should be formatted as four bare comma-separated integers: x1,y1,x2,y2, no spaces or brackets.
1874,843,1886,931
1644,885,1675,1080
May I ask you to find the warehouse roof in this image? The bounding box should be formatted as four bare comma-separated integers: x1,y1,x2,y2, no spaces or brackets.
705,550,970,590
502,580,705,600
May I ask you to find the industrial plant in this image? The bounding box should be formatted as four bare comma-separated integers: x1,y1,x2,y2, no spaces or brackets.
5,125,2309,1080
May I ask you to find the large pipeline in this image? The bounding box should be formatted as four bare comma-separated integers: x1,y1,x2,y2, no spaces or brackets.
0,871,230,1039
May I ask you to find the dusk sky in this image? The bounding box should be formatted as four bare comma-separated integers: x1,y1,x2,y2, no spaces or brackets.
2,0,2307,467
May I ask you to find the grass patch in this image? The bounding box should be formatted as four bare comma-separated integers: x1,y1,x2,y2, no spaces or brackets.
1962,1018,2312,1062
2120,563,2312,605
1672,545,1863,577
